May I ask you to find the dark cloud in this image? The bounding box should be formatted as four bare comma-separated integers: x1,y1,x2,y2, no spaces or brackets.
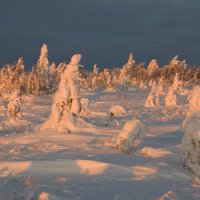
0,0,200,69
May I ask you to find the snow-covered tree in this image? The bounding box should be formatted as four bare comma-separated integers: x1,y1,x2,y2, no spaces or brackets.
117,68,131,90
169,55,180,68
171,73,183,92
182,110,200,176
147,59,158,76
180,59,188,70
39,54,85,132
115,119,148,153
92,64,99,76
139,80,147,89
187,86,200,116
7,90,22,122
165,88,177,106
182,86,200,176
36,44,51,92
124,52,135,72
37,44,49,71
145,87,160,108
16,57,25,73
157,77,166,95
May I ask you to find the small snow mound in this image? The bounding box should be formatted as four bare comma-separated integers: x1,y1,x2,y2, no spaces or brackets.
37,192,49,200
115,119,148,153
140,147,172,158
109,105,126,117
80,98,90,116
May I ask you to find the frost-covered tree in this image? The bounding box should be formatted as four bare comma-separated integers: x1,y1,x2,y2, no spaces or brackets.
36,44,51,92
187,86,200,116
37,44,49,71
182,87,200,176
147,59,159,76
171,73,183,93
144,89,160,108
169,55,180,68
92,64,99,76
39,54,85,132
115,119,148,153
139,80,147,89
117,67,131,90
7,90,22,121
132,62,147,86
0,58,26,93
165,88,177,106
180,59,188,70
124,52,135,72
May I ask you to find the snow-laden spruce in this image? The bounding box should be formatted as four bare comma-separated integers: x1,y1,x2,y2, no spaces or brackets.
7,90,22,122
39,54,92,132
115,119,148,153
171,73,183,92
169,55,180,68
165,88,177,107
187,86,200,116
182,86,200,176
145,88,160,108
182,110,200,176
37,44,51,90
0,89,27,132
147,59,158,76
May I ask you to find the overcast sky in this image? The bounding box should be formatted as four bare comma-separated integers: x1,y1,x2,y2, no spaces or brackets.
0,0,200,69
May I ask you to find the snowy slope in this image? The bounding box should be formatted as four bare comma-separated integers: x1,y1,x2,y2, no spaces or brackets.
0,88,198,200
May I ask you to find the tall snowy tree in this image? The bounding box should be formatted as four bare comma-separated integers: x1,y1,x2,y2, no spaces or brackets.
36,44,51,92
39,54,86,132
122,52,135,75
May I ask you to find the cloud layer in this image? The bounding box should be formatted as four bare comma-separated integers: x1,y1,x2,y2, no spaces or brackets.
0,0,200,68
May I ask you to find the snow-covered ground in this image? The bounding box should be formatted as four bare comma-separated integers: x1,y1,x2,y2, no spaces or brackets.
0,88,199,200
